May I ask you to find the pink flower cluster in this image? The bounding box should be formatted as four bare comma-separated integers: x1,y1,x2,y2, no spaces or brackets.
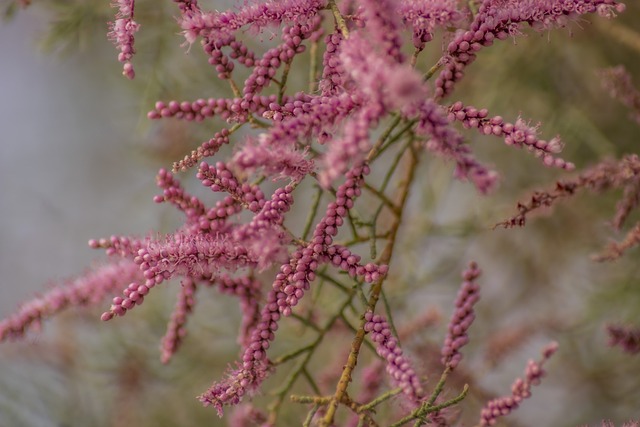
198,287,279,415
441,262,481,369
2,0,632,424
607,324,640,355
273,163,388,316
479,341,558,426
364,311,424,402
0,261,140,341
436,0,625,98
600,65,640,125
448,102,574,171
107,0,139,79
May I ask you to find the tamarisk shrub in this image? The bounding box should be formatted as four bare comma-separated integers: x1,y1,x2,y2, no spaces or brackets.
2,0,639,426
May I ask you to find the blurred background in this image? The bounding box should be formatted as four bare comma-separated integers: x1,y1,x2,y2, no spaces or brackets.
1,1,639,426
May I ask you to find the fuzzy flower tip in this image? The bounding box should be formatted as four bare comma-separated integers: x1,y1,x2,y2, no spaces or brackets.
199,288,281,415
435,0,626,98
441,262,481,369
364,311,424,402
108,0,139,79
399,0,462,50
407,99,499,194
1,260,140,341
448,102,574,171
179,0,325,47
198,363,269,417
600,65,640,125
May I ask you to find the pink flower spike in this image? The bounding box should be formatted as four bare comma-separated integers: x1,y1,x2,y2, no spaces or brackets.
399,0,462,50
441,262,481,369
160,278,198,364
408,99,499,194
107,0,139,79
364,311,424,402
435,0,626,98
447,103,573,171
1,260,141,341
607,324,640,354
479,341,558,426
198,288,280,415
357,0,405,63
273,163,371,313
600,65,640,125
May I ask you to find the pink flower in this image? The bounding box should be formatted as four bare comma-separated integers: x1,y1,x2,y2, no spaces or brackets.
107,0,139,79
479,341,558,426
441,262,481,369
1,260,141,341
364,311,424,402
607,324,640,354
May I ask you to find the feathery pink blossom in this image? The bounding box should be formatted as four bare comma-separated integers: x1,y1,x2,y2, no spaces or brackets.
1,260,141,341
435,0,625,98
232,139,315,182
319,33,426,185
107,0,139,79
399,0,462,50
356,0,405,63
597,420,640,427
600,65,640,125
407,99,499,194
448,102,574,171
198,288,280,415
179,0,326,46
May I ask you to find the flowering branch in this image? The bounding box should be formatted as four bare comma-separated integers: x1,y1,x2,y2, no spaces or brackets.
478,342,558,426
2,0,636,425
321,144,419,426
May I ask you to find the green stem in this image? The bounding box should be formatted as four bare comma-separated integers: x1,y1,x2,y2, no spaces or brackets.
363,182,399,215
388,384,469,427
424,366,452,409
380,287,399,343
359,387,404,412
303,405,321,427
309,38,319,93
375,119,418,161
302,185,324,240
366,115,403,163
316,271,352,295
278,59,293,104
271,344,313,366
268,294,356,425
424,61,443,82
290,312,322,332
303,367,322,395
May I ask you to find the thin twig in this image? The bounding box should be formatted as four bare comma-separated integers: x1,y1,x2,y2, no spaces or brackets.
328,0,349,39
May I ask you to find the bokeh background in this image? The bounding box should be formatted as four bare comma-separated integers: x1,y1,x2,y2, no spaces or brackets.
1,1,639,426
